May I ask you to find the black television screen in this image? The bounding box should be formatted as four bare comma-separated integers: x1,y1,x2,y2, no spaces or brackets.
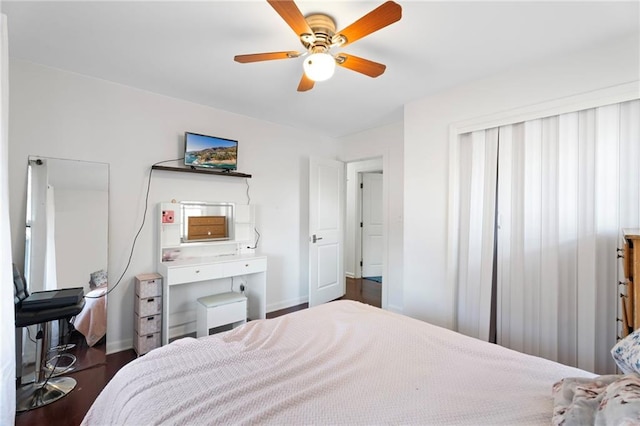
184,132,238,170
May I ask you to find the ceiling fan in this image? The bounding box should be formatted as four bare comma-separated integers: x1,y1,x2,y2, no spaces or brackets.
234,0,402,92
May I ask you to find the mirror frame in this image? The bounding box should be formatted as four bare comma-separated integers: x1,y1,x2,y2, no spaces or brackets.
21,155,109,379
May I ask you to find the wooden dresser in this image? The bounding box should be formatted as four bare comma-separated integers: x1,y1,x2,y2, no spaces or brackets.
619,229,640,338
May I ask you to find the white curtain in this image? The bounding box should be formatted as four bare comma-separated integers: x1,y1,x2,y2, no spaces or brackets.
45,184,57,290
0,13,15,425
457,99,640,374
456,128,498,341
26,158,49,292
45,184,59,343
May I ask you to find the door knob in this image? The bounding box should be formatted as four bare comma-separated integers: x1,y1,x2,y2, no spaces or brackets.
312,234,324,243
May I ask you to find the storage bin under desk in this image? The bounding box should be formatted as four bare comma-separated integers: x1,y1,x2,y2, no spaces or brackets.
135,296,162,317
135,273,162,298
134,331,161,355
134,313,162,335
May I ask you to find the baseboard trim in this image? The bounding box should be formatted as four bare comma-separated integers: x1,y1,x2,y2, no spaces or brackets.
267,296,308,313
386,304,403,315
107,338,133,355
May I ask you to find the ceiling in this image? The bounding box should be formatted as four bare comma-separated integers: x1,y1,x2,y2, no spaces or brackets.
3,1,639,138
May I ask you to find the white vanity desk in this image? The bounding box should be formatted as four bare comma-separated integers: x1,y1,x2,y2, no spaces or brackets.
157,201,266,345
158,253,266,345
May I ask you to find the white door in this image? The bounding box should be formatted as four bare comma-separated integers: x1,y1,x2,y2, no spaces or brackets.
362,172,383,278
309,157,345,307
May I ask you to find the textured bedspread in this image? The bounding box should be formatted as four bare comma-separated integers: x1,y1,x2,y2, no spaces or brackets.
83,300,594,425
72,286,107,347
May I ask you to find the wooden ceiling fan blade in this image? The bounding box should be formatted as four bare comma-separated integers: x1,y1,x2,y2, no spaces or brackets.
234,51,300,63
297,73,314,92
333,1,402,47
267,0,314,38
336,54,386,78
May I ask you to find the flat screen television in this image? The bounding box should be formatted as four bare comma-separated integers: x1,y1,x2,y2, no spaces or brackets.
184,132,238,171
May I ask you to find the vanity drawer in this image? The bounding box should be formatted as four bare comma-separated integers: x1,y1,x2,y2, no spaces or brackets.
167,263,225,285
134,313,162,335
135,296,162,317
224,258,267,277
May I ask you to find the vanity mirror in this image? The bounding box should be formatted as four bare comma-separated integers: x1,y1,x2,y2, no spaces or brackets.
21,156,109,380
180,201,235,242
159,200,254,263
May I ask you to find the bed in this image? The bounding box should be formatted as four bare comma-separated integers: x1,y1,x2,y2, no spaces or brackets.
83,300,609,425
72,285,107,347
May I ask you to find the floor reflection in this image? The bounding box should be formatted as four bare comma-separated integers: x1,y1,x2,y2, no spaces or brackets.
20,329,106,385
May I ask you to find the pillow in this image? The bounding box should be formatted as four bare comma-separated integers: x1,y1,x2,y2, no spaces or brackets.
89,269,108,289
552,374,640,426
611,328,640,374
552,375,615,425
597,374,640,424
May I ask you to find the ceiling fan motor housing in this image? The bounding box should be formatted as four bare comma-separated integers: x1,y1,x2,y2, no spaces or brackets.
302,14,336,53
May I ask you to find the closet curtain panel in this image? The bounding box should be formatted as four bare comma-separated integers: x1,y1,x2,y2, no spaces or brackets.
457,99,640,374
456,128,498,341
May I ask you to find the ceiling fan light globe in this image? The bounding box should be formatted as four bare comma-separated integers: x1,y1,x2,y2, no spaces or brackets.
303,53,336,82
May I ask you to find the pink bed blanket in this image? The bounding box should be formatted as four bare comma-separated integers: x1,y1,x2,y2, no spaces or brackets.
72,286,107,347
83,300,595,425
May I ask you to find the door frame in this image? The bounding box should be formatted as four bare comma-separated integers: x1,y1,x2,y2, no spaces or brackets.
345,157,386,308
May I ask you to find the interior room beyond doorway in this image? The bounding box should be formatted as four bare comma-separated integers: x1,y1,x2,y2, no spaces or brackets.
345,157,384,301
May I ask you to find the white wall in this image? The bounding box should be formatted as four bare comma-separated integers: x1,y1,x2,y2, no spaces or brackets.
8,59,340,353
55,188,108,292
403,34,640,329
339,121,404,312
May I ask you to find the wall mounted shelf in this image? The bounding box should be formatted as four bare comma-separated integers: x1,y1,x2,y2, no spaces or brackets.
151,165,252,178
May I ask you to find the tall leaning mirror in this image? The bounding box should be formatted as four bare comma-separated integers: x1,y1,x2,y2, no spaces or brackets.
20,156,109,380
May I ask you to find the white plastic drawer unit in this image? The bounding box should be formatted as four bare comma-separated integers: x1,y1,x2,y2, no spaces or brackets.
135,296,162,317
134,313,162,335
224,257,267,277
167,263,225,286
135,274,162,299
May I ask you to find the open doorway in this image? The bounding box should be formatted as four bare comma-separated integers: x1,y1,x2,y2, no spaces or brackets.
345,158,383,308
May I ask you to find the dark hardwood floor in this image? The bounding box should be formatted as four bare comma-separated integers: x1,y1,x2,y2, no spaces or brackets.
343,276,382,308
14,277,381,425
266,277,381,318
15,349,137,426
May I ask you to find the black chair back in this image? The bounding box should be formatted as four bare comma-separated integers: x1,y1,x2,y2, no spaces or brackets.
13,263,29,306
